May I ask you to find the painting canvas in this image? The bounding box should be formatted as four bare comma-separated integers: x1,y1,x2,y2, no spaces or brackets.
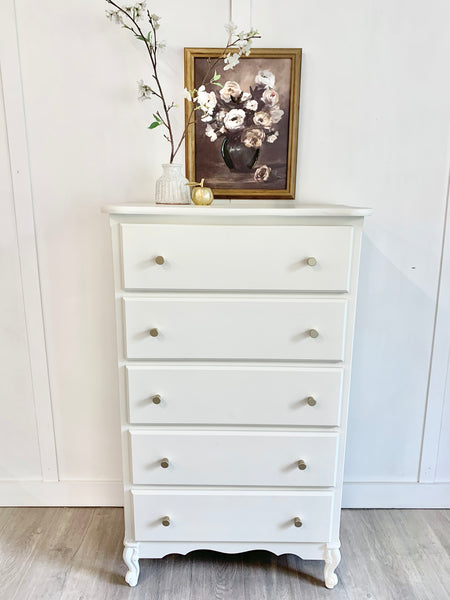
184,48,302,199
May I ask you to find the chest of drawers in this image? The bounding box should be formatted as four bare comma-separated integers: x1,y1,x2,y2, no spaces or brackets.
104,201,370,589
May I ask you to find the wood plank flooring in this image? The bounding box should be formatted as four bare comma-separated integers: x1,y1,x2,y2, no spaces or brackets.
0,508,449,600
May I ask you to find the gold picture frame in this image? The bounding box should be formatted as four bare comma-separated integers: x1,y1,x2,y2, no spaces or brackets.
184,48,302,199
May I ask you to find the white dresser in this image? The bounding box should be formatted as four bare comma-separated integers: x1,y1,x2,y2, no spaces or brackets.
104,201,371,589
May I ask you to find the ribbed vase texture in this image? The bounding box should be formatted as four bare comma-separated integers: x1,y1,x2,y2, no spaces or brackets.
155,164,191,205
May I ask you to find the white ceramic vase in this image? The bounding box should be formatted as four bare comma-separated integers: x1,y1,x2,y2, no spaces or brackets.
155,163,191,205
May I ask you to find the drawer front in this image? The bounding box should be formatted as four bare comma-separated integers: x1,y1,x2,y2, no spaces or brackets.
127,366,343,426
123,298,347,361
121,224,353,292
130,431,338,487
132,489,334,542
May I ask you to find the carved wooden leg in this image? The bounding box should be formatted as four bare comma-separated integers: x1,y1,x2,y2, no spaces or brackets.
324,546,341,589
123,542,140,586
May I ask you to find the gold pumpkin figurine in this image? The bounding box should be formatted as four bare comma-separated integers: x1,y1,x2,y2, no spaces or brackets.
186,178,214,205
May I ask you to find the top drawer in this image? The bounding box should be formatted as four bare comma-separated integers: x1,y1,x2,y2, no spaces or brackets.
120,224,353,292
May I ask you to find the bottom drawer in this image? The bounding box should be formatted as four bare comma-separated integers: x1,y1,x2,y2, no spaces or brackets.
132,490,334,542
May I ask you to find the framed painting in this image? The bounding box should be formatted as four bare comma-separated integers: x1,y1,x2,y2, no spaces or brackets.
184,47,302,199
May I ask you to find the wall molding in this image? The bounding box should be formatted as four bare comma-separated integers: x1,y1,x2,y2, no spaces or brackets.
343,482,450,509
0,1,58,481
0,481,123,507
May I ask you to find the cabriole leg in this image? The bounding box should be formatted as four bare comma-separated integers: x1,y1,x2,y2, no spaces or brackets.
324,546,341,589
123,542,140,586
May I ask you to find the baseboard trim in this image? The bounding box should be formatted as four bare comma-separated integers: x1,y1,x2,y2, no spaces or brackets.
342,482,450,508
0,480,124,506
2,480,449,508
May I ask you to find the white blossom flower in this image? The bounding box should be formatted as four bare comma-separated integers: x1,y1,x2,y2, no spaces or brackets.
105,9,124,25
254,165,271,182
219,81,242,102
196,85,217,118
223,52,241,71
270,107,284,123
183,88,192,101
245,99,258,111
224,21,238,41
223,109,246,131
267,131,279,143
137,79,153,101
255,70,275,88
205,123,218,142
151,13,161,29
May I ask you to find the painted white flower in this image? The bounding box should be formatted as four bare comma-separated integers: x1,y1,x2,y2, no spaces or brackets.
215,109,227,123
267,131,279,143
253,111,272,128
205,123,218,142
241,92,251,102
254,165,272,182
224,52,241,71
255,70,275,88
219,81,242,102
137,79,153,101
262,88,279,106
270,107,284,123
241,127,265,148
245,99,258,111
223,109,246,131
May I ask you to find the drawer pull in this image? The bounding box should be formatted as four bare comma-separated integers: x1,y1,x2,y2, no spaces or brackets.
149,328,159,337
160,458,170,469
294,517,303,528
151,394,161,405
155,255,165,265
161,516,171,527
297,460,307,470
309,329,319,338
307,396,317,406
307,257,317,267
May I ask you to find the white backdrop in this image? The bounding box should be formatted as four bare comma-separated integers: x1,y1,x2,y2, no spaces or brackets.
1,0,449,506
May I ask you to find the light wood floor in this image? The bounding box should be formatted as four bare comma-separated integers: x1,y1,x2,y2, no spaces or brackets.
0,507,449,599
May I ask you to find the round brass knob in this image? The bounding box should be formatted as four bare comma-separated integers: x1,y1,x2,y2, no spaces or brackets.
149,328,159,337
294,517,303,528
307,396,317,407
297,460,307,470
309,329,319,339
161,516,170,527
307,257,317,267
155,256,165,265
160,458,169,469
152,394,161,405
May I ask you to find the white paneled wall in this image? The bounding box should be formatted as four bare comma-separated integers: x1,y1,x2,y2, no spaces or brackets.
0,0,449,506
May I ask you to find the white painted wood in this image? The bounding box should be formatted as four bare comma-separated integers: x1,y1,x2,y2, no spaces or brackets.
104,202,373,217
130,430,339,487
231,0,252,31
324,547,341,589
420,171,450,482
132,489,334,543
123,297,348,361
123,543,140,587
342,482,450,508
126,365,343,426
121,224,353,292
0,0,58,481
108,205,366,589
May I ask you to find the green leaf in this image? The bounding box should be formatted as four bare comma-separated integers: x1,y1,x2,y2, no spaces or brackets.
136,35,147,41
211,82,223,88
153,113,162,123
212,70,221,81
148,121,161,129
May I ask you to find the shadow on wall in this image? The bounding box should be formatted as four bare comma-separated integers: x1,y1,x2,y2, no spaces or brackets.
345,233,436,483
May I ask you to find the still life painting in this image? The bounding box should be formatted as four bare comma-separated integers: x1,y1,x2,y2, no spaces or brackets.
185,48,302,199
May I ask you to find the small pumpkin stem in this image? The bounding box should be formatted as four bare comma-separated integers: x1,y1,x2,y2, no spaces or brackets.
200,178,205,187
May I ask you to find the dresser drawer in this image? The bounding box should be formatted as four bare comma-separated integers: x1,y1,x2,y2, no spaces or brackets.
120,224,353,292
123,298,347,361
130,431,338,487
126,366,343,426
132,489,334,542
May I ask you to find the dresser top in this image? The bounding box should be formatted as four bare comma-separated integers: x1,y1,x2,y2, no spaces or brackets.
102,201,372,217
